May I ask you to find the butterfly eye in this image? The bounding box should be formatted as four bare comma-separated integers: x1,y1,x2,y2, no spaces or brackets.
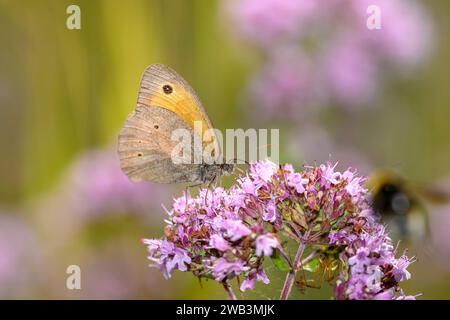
163,84,173,94
154,125,159,129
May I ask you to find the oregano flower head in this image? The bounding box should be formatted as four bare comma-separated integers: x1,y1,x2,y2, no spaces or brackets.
143,160,416,299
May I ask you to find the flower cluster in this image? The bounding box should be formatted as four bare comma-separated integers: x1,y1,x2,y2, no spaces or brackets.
330,212,416,300
142,183,278,291
225,0,432,114
143,160,415,299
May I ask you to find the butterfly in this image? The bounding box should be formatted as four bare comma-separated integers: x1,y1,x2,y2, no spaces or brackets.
118,64,234,184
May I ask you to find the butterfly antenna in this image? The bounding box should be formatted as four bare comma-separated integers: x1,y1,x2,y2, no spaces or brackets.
228,158,250,166
227,143,273,165
235,167,245,174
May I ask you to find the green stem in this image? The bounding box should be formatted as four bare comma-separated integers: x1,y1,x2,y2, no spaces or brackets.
280,232,310,300
223,281,237,300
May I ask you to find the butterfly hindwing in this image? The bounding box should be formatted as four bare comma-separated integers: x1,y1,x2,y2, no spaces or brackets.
118,105,203,183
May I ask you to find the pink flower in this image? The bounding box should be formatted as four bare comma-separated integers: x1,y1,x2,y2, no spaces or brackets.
351,0,433,67
173,195,191,215
240,269,270,292
286,171,308,194
374,291,394,300
56,148,170,220
226,0,433,114
255,234,278,256
240,278,255,292
166,248,191,273
226,0,318,47
250,159,277,183
209,234,231,252
0,213,39,297
249,51,317,119
222,219,252,241
239,175,258,196
320,162,341,185
392,255,413,282
348,247,371,273
397,295,418,300
262,201,277,223
212,258,248,282
323,39,377,108
142,239,191,279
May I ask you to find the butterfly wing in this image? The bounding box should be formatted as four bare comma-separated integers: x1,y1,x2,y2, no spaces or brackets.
118,105,203,183
137,64,220,158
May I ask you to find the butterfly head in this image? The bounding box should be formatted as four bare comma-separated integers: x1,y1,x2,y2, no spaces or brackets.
199,163,235,184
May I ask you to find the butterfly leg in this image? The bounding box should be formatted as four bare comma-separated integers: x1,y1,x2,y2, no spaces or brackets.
183,184,200,210
183,186,190,211
204,174,218,205
187,183,202,189
216,174,221,188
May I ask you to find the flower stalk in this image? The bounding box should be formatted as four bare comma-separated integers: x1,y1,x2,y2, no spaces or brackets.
280,231,310,300
223,281,237,300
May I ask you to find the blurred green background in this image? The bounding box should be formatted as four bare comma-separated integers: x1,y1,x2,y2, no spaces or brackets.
0,0,449,299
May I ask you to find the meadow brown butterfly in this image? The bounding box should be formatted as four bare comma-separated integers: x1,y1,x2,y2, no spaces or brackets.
118,64,234,184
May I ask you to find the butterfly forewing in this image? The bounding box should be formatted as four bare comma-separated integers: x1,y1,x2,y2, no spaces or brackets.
137,64,220,158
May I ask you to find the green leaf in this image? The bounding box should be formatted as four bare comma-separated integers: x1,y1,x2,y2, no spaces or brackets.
303,257,319,273
271,250,290,272
293,203,308,229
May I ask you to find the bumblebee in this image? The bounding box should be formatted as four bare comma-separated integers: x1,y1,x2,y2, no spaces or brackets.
367,170,450,239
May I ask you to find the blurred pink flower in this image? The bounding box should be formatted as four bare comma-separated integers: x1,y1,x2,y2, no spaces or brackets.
67,149,169,219
322,39,378,109
226,0,319,47
29,148,174,299
226,0,433,114
0,211,39,298
80,250,169,299
33,148,172,234
249,50,318,118
350,0,433,67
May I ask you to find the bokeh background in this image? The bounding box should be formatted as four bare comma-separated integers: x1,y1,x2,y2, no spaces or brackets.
0,0,449,299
